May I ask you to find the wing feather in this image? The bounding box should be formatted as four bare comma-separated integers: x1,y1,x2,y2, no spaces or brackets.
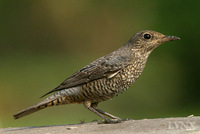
41,54,131,98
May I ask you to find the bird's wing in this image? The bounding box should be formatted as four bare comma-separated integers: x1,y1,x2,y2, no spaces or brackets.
41,54,131,98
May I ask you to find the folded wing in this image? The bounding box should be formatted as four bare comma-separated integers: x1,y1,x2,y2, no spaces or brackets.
41,54,131,98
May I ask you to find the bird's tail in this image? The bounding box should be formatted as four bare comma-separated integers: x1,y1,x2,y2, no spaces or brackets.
14,87,82,119
13,96,66,119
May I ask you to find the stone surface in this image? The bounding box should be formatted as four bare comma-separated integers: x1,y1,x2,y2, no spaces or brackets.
1,116,200,134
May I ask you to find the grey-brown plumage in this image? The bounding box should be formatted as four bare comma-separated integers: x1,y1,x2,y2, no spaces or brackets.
13,30,180,123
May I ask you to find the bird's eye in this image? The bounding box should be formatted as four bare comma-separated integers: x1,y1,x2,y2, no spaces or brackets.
144,34,151,39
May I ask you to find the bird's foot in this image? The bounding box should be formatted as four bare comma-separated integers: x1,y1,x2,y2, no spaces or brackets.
91,119,99,123
121,118,133,121
93,118,132,124
98,118,122,124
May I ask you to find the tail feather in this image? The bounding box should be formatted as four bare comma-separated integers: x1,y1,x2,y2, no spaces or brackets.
13,98,57,119
13,105,42,119
13,88,78,119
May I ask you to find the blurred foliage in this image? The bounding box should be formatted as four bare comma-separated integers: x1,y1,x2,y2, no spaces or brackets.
0,0,199,128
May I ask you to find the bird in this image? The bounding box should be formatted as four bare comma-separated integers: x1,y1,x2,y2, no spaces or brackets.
13,30,180,123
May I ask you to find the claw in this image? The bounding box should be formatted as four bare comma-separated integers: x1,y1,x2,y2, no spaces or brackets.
122,118,133,121
91,119,99,123
98,118,122,124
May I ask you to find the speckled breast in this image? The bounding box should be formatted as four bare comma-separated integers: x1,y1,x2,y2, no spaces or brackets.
80,60,146,103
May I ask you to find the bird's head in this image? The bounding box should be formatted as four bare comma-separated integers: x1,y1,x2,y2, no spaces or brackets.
129,30,180,53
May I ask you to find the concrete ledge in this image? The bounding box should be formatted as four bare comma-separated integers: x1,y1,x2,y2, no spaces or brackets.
1,116,200,134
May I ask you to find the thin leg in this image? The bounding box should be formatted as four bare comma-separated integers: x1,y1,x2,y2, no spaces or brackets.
91,102,120,119
96,109,120,119
83,101,107,120
83,102,121,123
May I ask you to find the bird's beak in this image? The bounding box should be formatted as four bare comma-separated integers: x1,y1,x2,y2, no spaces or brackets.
158,35,180,43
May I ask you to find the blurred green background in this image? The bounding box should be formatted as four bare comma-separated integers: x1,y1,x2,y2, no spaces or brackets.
0,0,200,128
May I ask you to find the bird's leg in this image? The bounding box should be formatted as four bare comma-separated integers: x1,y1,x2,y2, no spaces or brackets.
96,109,121,119
83,101,121,123
83,101,107,121
91,103,120,119
85,102,121,123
